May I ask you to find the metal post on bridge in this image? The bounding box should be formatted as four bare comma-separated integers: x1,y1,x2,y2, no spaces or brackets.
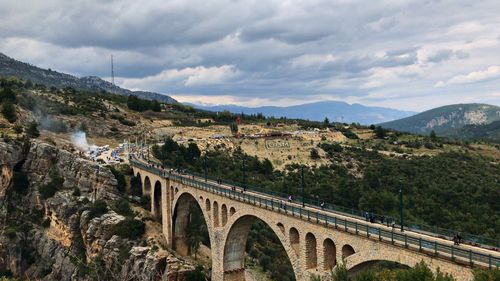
204,154,208,182
301,165,305,207
399,178,404,232
242,157,247,189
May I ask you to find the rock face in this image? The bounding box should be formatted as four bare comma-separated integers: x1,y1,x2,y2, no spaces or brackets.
0,139,185,280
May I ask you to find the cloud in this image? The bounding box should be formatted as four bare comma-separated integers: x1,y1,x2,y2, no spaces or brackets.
289,54,336,68
436,66,500,87
0,0,500,111
118,65,240,91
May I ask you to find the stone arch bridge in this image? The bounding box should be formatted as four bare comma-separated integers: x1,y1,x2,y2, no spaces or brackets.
130,158,499,281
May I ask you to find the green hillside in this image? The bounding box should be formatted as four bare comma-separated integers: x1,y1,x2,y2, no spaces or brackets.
380,103,500,139
446,120,500,142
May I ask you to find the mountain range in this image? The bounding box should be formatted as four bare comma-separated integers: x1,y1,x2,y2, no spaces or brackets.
2,52,499,140
189,102,416,125
380,103,500,139
0,52,176,103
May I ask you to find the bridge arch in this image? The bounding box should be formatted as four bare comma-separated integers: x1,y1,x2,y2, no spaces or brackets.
323,238,336,270
342,244,355,259
305,233,318,269
171,192,214,258
133,172,143,196
144,176,151,195
213,201,219,227
221,214,299,281
205,198,211,211
153,180,162,221
344,251,419,273
290,227,300,256
221,204,228,226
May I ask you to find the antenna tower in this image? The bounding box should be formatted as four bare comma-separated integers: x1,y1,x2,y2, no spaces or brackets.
111,54,115,86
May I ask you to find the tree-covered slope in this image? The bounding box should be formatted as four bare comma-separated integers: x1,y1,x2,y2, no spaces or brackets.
445,120,500,142
0,52,176,103
380,103,500,137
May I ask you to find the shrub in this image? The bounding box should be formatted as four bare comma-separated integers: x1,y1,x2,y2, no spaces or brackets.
341,129,358,139
26,122,40,138
1,101,17,123
112,199,133,217
72,187,81,196
118,116,136,126
139,195,150,209
39,183,58,199
13,125,23,134
109,167,126,194
113,218,145,240
38,169,63,199
185,265,207,281
310,148,320,159
88,200,108,219
473,268,500,281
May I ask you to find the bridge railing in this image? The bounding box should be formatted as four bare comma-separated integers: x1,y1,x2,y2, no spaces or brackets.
131,159,500,268
133,157,500,248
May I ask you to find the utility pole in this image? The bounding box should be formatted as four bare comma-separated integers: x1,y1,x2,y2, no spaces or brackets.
399,178,404,232
242,157,247,189
301,166,305,207
204,154,208,182
111,54,115,86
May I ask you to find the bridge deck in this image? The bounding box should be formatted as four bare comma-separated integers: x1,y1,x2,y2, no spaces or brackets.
131,157,500,269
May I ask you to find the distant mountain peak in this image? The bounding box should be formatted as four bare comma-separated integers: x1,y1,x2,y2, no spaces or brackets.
189,101,416,124
0,52,176,103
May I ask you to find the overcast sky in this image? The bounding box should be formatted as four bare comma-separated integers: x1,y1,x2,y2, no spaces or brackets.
1,0,500,111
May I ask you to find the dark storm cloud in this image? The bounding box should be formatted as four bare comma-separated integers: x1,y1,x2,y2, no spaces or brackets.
1,0,500,110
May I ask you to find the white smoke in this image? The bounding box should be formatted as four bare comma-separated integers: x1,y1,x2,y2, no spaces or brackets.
71,131,94,151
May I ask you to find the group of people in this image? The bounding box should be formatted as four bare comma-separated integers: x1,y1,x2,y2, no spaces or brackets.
453,233,462,245
363,211,394,227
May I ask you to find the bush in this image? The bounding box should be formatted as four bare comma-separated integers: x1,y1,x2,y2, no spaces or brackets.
139,195,150,209
38,169,63,199
0,86,16,103
341,129,358,139
88,200,108,219
473,268,500,281
118,116,136,126
109,167,126,194
185,265,207,281
72,187,81,196
310,148,320,159
26,122,40,138
39,182,58,199
113,218,145,240
113,199,133,217
1,101,17,123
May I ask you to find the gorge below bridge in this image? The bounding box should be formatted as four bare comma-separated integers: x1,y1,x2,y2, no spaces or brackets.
130,157,499,281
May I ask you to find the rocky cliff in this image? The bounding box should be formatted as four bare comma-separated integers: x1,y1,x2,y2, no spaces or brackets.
0,139,192,280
